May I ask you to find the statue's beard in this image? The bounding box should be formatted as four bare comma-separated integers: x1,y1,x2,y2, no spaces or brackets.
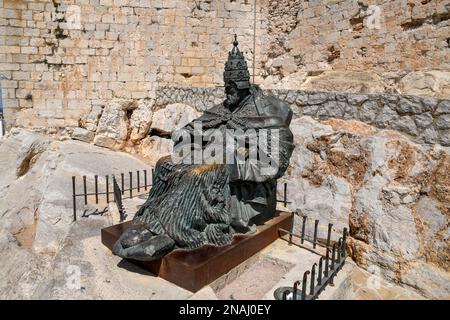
224,94,240,110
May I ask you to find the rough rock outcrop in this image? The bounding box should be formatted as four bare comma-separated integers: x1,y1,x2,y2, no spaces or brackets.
154,86,450,147
260,71,388,94
279,116,449,299
399,70,450,99
73,101,201,166
134,103,201,166
0,129,152,298
260,71,308,90
300,71,388,94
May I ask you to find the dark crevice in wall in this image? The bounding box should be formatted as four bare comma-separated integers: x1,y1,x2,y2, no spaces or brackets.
148,128,172,139
327,46,341,63
17,151,40,177
350,2,370,32
401,12,450,30
54,25,68,40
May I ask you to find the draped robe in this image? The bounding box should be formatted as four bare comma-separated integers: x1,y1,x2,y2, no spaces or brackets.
129,85,294,251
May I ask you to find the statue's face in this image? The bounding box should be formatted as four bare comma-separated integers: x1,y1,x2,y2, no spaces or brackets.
224,82,241,110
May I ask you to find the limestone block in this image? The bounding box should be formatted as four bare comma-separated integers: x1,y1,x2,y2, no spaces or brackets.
399,70,450,99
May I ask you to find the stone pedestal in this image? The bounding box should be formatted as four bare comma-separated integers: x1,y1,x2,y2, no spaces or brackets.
101,211,292,292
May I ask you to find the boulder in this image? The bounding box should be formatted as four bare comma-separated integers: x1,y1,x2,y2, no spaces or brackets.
282,116,449,298
93,99,133,150
128,100,153,143
151,103,201,132
300,71,387,94
399,70,450,99
137,103,202,165
260,71,308,90
71,127,94,143
0,129,152,298
138,136,174,167
1,128,152,253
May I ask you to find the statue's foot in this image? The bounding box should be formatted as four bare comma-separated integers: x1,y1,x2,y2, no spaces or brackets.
113,233,175,261
119,226,153,249
231,218,257,234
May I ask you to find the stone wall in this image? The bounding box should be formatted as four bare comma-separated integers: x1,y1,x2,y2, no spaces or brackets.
155,86,450,146
0,0,262,129
260,0,450,91
1,0,450,132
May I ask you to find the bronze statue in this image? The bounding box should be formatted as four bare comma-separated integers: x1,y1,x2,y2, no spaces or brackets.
113,36,294,261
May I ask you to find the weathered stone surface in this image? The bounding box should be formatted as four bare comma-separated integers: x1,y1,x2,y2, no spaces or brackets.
260,71,308,90
0,129,151,252
414,113,433,130
321,261,426,300
137,136,174,167
396,96,424,114
280,116,449,298
83,104,104,132
399,70,450,99
400,262,450,299
391,116,418,136
72,127,94,143
151,103,201,132
300,71,387,94
0,129,153,298
436,114,450,130
436,100,450,114
439,129,450,146
128,100,154,143
415,197,446,241
3,0,450,133
94,99,135,150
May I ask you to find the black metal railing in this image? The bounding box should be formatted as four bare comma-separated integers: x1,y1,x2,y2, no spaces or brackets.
72,171,291,222
71,169,154,221
274,217,348,300
280,211,341,250
277,182,291,207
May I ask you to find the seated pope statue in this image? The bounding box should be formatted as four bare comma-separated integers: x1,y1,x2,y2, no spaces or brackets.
113,36,294,261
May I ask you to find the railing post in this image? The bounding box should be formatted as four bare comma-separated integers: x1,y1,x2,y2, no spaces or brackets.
137,170,140,193
94,175,98,204
151,168,154,184
301,215,307,244
121,173,124,196
289,211,294,245
310,263,317,296
330,244,337,286
283,182,287,207
83,175,87,205
326,223,333,249
325,247,329,278
112,175,117,203
337,238,342,264
72,176,77,222
106,175,109,203
129,171,132,198
292,280,300,301
301,271,310,300
144,169,148,191
331,243,336,271
317,257,323,286
342,227,347,258
313,219,319,249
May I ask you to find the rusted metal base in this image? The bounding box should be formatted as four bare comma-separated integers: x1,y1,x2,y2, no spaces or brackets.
101,211,292,292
